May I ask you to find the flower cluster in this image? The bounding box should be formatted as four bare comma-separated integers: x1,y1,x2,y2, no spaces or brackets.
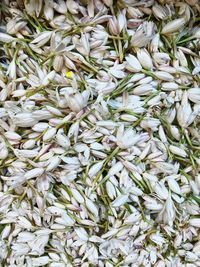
0,0,200,266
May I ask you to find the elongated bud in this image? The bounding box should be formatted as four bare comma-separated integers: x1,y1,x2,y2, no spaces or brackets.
7,19,27,35
31,31,52,47
1,225,11,239
71,188,84,204
56,132,70,148
154,182,168,200
154,71,174,81
125,54,142,72
117,9,127,33
189,218,200,227
88,161,104,178
43,127,57,141
108,162,123,176
0,142,8,160
133,84,154,96
5,131,21,141
188,88,200,104
13,112,38,127
168,178,181,195
32,122,49,132
0,32,16,43
14,149,38,159
169,145,187,158
24,168,44,180
46,156,61,171
161,18,185,35
44,3,54,20
161,82,178,92
66,92,88,113
53,55,64,72
137,49,153,70
106,181,116,200
112,194,129,207
108,17,120,35
85,198,98,217
169,125,180,140
66,0,79,14
152,4,169,20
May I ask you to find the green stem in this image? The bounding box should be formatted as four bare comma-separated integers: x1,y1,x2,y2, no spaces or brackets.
93,147,120,185
177,36,195,45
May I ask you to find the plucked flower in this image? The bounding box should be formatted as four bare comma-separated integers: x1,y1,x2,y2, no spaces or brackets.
116,124,140,149
108,16,120,35
131,22,156,47
188,88,200,103
161,18,185,35
125,54,142,72
137,49,153,70
65,90,90,113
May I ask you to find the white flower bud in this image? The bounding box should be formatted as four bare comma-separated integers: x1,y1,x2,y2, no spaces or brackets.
43,127,57,141
106,181,116,200
120,114,138,122
7,19,27,35
112,194,129,207
31,256,50,266
137,49,153,70
1,225,11,239
88,161,104,178
154,182,168,200
125,54,142,72
14,149,38,159
5,131,21,141
75,227,88,241
108,16,120,35
169,145,187,158
188,88,200,103
108,162,123,177
162,18,185,35
140,117,160,131
24,168,44,180
66,91,89,113
23,139,36,149
185,251,198,262
32,123,49,132
161,82,179,91
117,125,140,149
31,31,52,47
170,125,181,141
0,32,16,43
71,188,84,204
44,3,54,20
154,71,174,81
42,71,56,86
53,55,64,72
133,84,154,96
0,142,8,160
124,212,141,224
46,105,63,116
152,4,169,20
56,132,70,148
66,0,79,15
168,178,181,195
46,156,61,171
117,9,127,33
13,112,38,127
85,198,98,217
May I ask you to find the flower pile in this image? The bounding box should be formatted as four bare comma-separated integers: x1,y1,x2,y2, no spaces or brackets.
0,0,200,266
